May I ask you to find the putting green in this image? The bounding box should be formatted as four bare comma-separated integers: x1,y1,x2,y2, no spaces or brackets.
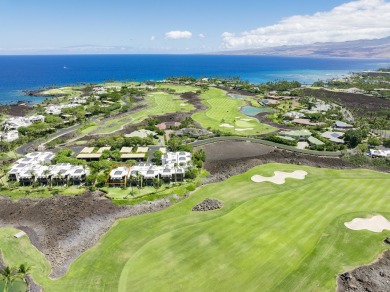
192,88,275,135
3,164,390,291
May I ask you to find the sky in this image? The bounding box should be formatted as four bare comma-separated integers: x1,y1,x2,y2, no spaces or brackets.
0,0,389,54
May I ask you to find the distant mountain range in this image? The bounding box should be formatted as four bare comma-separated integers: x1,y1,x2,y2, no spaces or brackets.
215,37,390,58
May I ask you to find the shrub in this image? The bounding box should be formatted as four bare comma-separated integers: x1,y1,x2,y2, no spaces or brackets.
264,135,297,146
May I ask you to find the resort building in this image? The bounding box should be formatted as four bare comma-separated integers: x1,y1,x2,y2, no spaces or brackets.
109,166,131,184
162,152,192,168
307,136,325,146
279,130,312,141
109,151,192,186
125,129,157,138
76,147,111,161
120,147,149,161
45,104,80,115
3,115,45,131
321,132,345,144
334,121,353,130
283,111,305,119
292,118,324,127
175,128,213,138
0,130,19,142
8,152,89,185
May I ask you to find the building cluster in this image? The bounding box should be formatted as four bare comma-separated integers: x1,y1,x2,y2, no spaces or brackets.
8,152,90,185
76,146,155,161
0,115,45,142
277,121,354,148
92,85,121,96
2,115,45,131
45,103,81,115
109,151,192,185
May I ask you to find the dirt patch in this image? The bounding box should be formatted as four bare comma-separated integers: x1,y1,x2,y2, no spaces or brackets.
0,191,179,278
201,141,274,162
337,250,390,292
0,105,33,116
301,88,390,117
254,112,293,132
197,141,356,183
226,88,258,97
181,92,207,111
192,198,222,212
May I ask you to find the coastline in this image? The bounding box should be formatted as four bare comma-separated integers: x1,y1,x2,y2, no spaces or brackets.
0,54,387,105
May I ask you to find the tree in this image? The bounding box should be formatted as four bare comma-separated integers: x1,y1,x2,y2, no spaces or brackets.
111,150,121,162
344,129,368,148
153,150,163,165
152,178,162,190
96,173,107,187
367,137,381,146
0,266,17,292
383,138,390,148
17,264,31,285
56,171,64,186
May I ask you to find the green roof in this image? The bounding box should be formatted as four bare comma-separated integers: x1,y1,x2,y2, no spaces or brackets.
308,136,325,146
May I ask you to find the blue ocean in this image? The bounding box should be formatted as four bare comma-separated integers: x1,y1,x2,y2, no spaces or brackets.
0,54,389,104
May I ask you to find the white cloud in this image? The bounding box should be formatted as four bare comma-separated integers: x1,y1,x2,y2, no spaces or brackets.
165,30,192,39
150,35,156,41
199,33,205,38
222,0,390,49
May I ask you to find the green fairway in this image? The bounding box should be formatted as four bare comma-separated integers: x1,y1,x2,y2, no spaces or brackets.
97,91,194,134
2,164,390,291
192,88,276,135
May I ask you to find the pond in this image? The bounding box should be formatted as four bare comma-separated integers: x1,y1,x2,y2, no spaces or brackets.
240,106,273,116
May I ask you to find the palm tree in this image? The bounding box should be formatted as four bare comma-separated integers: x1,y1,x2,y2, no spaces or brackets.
0,266,17,292
43,169,51,187
17,264,31,285
56,171,63,186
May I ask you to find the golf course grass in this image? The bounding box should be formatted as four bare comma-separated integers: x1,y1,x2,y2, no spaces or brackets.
97,91,194,134
192,88,276,135
2,164,390,291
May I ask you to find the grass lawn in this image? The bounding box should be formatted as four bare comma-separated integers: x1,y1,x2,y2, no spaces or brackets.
0,186,86,200
0,228,51,289
97,91,194,134
41,86,84,97
103,172,206,205
192,88,276,135
2,164,390,291
155,84,199,93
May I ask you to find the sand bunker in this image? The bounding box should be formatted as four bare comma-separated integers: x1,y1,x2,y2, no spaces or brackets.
251,170,308,184
220,123,234,128
236,128,253,131
344,215,390,232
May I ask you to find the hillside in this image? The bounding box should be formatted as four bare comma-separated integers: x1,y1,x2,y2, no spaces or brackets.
215,37,390,58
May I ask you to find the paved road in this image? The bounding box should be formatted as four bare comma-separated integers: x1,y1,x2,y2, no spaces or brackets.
190,136,342,157
16,123,82,155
